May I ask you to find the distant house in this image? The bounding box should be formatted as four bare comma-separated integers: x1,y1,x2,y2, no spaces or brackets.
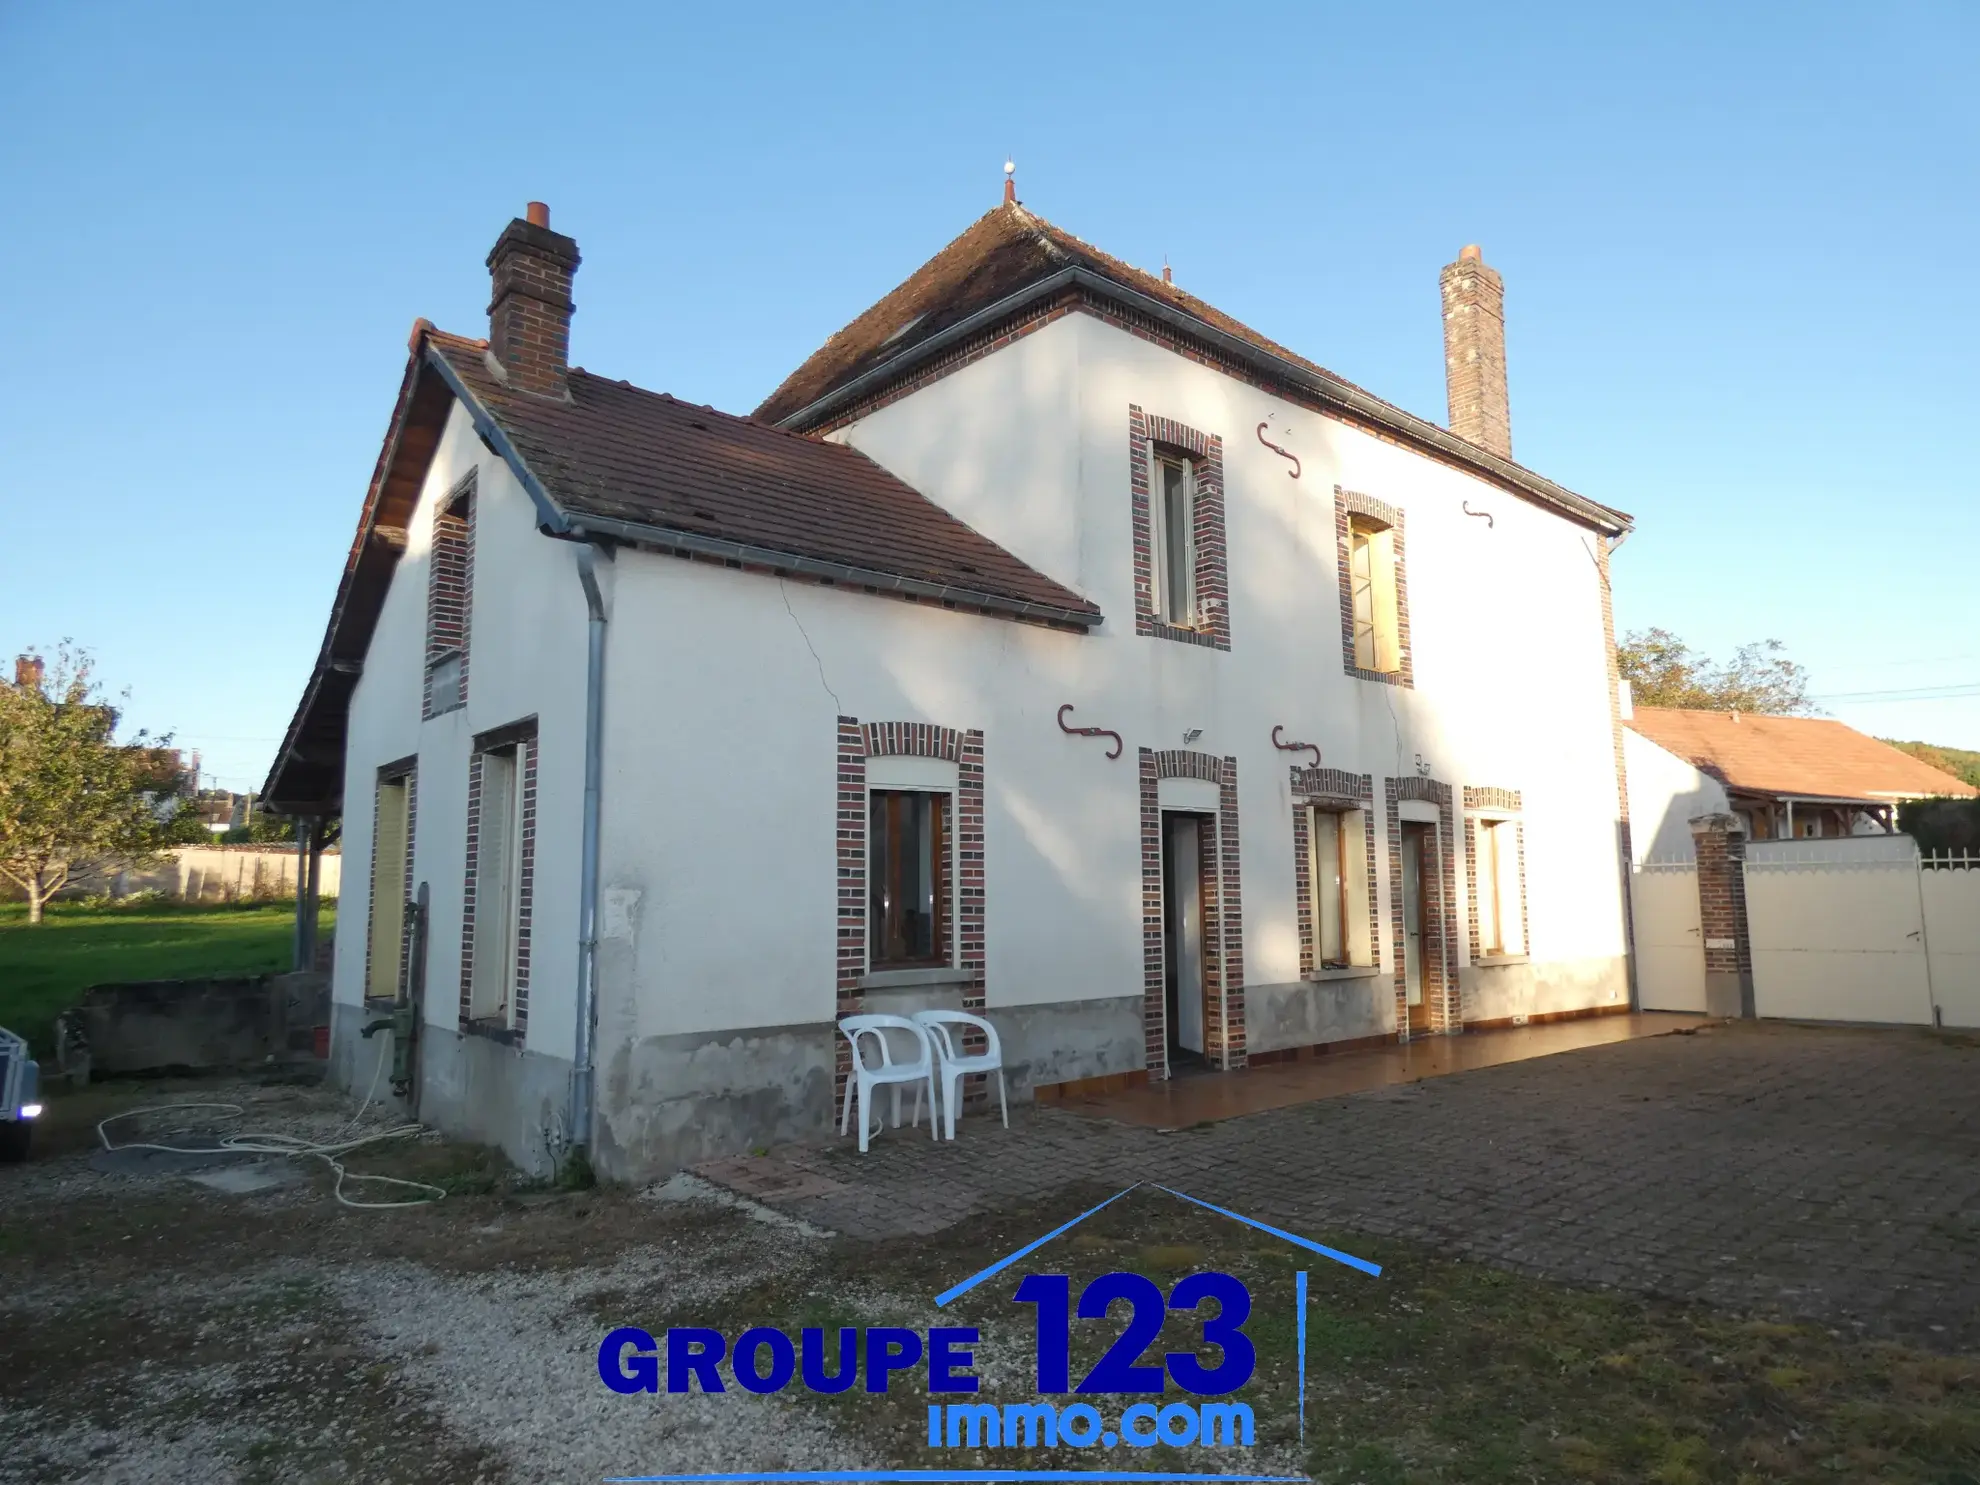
1626,706,1977,856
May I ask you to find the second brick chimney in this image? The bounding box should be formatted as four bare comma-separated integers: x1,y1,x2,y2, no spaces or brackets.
1440,244,1511,460
486,202,581,398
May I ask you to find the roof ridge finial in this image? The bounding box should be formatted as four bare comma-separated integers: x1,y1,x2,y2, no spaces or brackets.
1162,256,1172,285
1003,156,1016,206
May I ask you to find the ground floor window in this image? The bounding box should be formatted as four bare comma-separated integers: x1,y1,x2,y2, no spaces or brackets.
869,788,949,969
1472,815,1525,957
462,721,536,1033
1307,804,1373,968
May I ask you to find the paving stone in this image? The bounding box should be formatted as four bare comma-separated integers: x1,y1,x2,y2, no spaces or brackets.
701,1023,1980,1350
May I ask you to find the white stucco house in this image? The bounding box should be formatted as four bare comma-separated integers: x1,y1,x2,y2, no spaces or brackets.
266,189,1639,1180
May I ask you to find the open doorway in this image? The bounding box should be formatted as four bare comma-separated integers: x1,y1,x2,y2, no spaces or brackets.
1162,812,1212,1072
1401,821,1432,1036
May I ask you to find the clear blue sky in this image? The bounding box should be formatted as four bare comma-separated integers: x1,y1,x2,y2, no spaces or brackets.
2,1,1975,794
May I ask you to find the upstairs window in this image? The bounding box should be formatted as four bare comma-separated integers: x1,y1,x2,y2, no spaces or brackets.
1348,515,1401,674
1335,489,1411,685
424,476,475,719
1152,452,1196,625
1307,804,1374,969
869,789,949,969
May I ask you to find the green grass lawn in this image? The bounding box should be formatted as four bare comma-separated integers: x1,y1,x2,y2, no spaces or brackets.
0,898,334,1055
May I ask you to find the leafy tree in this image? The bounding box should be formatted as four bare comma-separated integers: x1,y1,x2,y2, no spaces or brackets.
0,645,171,922
1882,739,1980,791
160,799,218,845
1617,627,1812,715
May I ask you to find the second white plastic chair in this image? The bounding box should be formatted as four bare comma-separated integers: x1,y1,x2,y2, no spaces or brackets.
836,1014,939,1154
911,1009,1008,1141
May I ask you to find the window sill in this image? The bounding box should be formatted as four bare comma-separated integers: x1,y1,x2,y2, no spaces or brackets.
462,1017,520,1046
1305,964,1383,983
1472,953,1531,967
858,965,973,991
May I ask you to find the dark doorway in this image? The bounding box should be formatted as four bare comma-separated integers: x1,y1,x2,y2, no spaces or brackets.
1162,812,1211,1072
1401,821,1432,1035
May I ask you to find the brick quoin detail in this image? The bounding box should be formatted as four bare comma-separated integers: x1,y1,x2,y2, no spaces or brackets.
1597,537,1637,995
834,719,986,1106
1334,486,1414,688
1128,406,1231,651
1139,749,1245,1077
423,473,475,720
1291,768,1378,978
458,720,538,1042
1462,787,1530,965
1386,776,1458,1038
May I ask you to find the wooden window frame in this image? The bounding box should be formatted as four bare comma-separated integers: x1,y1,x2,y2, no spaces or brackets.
1151,450,1197,626
868,787,952,971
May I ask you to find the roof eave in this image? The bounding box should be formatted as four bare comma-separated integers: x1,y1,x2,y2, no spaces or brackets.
557,511,1103,630
773,266,1631,537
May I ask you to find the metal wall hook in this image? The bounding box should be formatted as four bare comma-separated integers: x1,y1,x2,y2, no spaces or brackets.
1272,726,1321,769
1058,703,1123,761
1256,422,1300,479
1462,500,1494,527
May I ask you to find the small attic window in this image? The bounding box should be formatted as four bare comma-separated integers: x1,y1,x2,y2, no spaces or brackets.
880,313,926,348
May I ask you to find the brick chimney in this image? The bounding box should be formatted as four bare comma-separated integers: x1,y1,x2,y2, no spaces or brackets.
1440,244,1511,459
486,202,581,398
13,654,43,691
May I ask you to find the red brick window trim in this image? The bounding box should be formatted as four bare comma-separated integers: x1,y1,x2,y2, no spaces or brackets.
1138,749,1246,1078
1335,486,1412,688
459,717,537,1043
1290,768,1379,977
1384,776,1458,1038
835,718,986,1103
1129,407,1230,651
423,472,476,720
1462,787,1528,964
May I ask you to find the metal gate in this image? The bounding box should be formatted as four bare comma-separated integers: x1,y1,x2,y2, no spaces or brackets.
1630,860,1706,1012
1744,839,1933,1025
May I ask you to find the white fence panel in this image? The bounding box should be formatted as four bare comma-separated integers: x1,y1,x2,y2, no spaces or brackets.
1921,859,1980,1028
1745,845,1932,1025
1630,862,1706,1012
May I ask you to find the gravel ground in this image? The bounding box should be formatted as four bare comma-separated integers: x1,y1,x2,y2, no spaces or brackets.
0,1079,864,1484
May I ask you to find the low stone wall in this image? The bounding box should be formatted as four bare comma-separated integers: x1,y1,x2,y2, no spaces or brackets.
2,847,344,904
67,972,331,1079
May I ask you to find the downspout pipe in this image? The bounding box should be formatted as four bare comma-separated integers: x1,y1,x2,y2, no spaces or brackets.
569,539,608,1160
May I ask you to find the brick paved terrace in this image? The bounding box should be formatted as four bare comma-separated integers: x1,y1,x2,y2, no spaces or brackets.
701,1021,1980,1352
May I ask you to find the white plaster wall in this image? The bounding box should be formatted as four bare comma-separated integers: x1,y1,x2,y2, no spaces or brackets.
595,308,1632,1051
1623,728,1730,863
336,400,590,1062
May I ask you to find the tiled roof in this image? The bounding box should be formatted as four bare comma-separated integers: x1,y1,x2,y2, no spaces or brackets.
426,330,1100,625
755,204,1365,426
1627,708,1978,802
751,203,1630,535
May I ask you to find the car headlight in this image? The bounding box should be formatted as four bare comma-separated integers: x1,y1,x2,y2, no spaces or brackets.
18,1104,42,1119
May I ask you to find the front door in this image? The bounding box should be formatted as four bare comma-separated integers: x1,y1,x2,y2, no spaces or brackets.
1163,813,1207,1061
1401,822,1430,1034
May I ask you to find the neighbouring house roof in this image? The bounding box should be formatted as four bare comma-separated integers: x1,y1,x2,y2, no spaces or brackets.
263,326,1100,814
1626,708,1979,804
754,202,1631,536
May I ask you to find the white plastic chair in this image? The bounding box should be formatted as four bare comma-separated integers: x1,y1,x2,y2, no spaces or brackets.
836,1014,939,1154
912,1009,1008,1141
